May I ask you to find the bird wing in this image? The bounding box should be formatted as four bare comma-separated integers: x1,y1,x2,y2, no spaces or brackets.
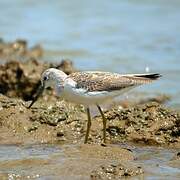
68,71,161,92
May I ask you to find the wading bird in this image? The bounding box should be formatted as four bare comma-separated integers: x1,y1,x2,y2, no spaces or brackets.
28,68,161,143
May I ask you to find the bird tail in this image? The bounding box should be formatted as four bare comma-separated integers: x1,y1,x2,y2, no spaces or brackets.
134,73,162,80
122,73,162,85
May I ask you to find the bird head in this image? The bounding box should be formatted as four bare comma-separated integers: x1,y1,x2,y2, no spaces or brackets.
28,68,67,108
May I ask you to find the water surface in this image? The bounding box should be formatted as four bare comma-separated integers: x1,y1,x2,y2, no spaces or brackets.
0,0,180,107
0,144,179,179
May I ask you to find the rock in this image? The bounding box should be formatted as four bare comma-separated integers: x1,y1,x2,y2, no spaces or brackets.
171,152,180,161
0,59,76,101
53,59,76,75
97,102,180,147
0,39,43,59
91,163,143,179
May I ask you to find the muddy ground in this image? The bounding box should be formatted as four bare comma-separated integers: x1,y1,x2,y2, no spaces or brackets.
0,94,179,148
1,94,179,179
0,39,179,179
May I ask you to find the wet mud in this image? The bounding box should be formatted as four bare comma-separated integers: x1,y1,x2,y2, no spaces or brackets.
0,143,179,179
0,94,179,147
0,39,179,179
90,162,143,179
103,102,180,147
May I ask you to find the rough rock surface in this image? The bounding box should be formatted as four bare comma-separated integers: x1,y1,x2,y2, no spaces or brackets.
0,59,76,100
103,102,180,147
0,94,179,147
0,39,43,59
91,162,143,180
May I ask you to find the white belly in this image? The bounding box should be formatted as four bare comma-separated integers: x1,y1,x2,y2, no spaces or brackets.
64,90,110,105
62,85,132,105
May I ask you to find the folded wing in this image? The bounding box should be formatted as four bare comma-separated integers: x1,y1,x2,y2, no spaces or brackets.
69,72,161,92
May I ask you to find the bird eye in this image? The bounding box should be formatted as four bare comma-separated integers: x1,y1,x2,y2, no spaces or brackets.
43,76,48,81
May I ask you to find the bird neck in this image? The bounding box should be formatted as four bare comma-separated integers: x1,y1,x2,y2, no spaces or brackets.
54,71,67,84
53,75,66,95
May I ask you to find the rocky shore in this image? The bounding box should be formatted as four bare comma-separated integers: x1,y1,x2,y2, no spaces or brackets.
0,39,179,179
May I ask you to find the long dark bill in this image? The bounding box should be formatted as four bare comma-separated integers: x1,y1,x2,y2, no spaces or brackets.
28,84,44,108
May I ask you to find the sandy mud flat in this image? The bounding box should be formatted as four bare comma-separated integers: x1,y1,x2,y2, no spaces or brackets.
0,39,179,179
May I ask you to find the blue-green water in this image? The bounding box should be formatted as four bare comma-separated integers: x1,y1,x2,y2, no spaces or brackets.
0,0,180,107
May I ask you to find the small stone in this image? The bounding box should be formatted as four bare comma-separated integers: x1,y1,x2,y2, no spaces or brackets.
57,131,64,137
28,125,38,132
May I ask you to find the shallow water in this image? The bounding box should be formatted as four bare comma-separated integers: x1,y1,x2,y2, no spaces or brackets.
0,144,179,179
0,0,180,108
133,146,180,179
0,1,179,179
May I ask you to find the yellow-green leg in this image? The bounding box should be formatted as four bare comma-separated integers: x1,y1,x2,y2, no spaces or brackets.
97,105,107,144
84,107,91,144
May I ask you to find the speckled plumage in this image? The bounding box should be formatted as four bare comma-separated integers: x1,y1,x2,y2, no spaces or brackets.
69,71,160,92
28,68,161,144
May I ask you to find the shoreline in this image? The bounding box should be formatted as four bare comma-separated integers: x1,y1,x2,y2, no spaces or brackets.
0,39,179,179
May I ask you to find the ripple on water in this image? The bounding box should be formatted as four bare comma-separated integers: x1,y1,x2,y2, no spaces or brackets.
0,144,179,179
